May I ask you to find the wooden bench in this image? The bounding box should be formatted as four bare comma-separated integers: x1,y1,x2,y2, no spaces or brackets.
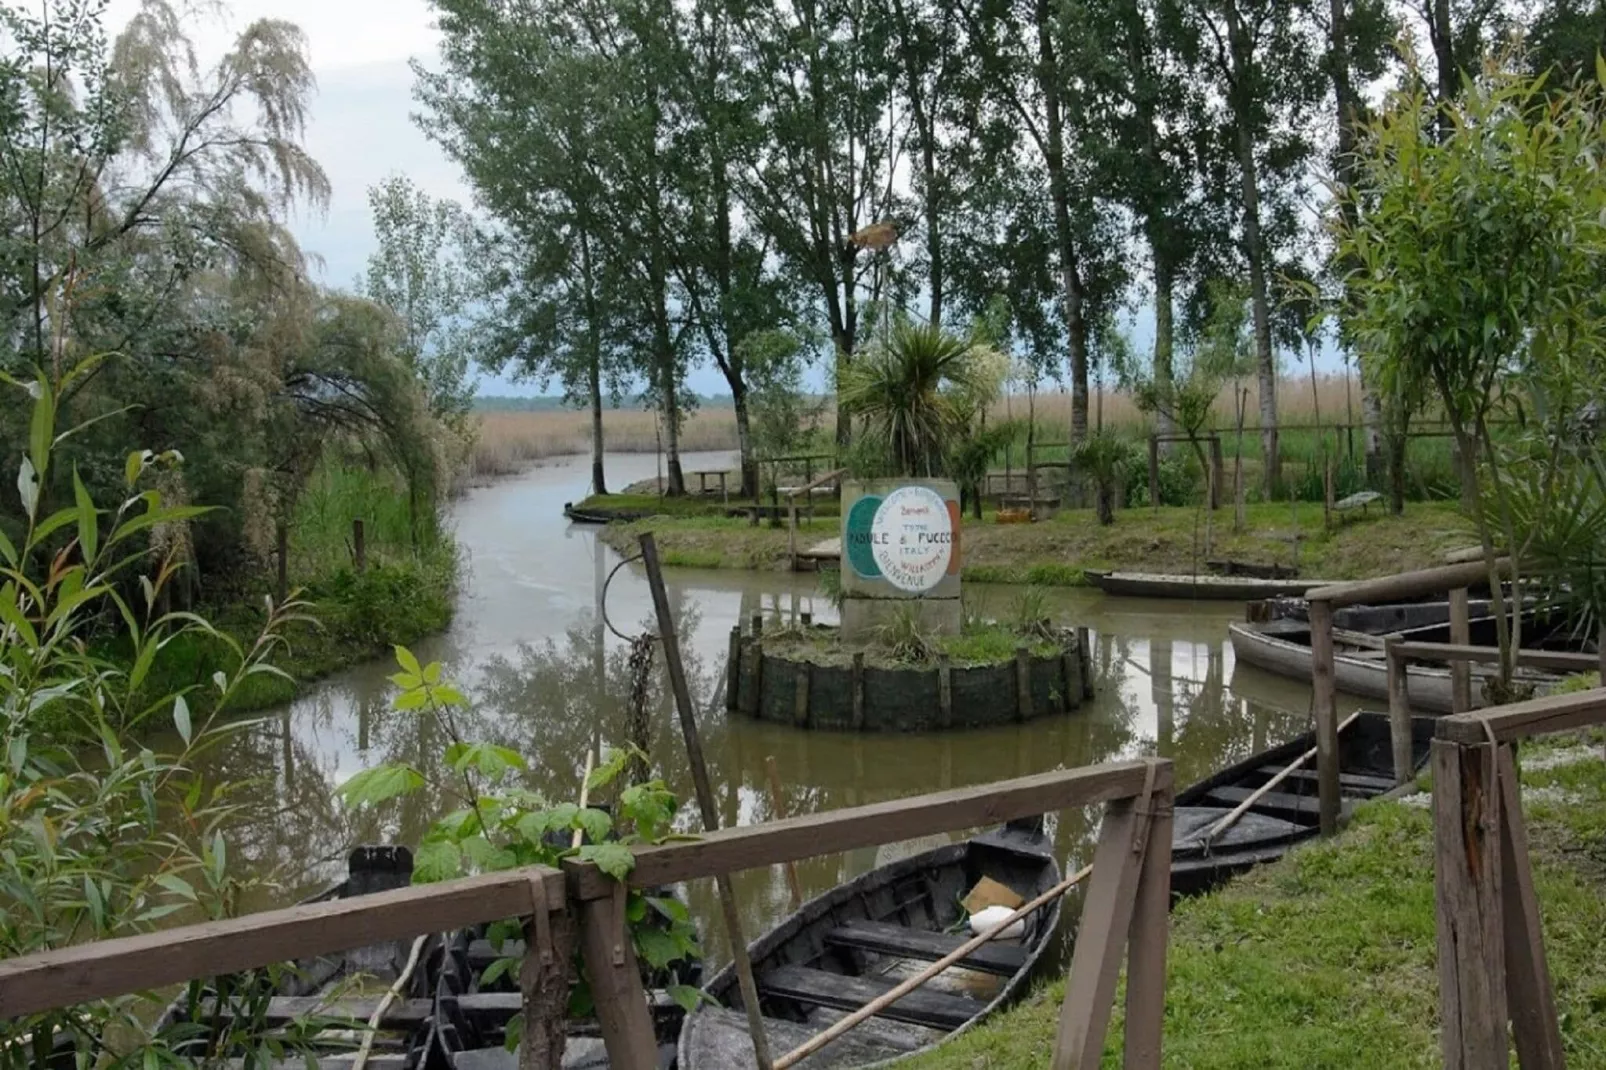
759,964,984,1030
692,469,730,501
823,919,1027,976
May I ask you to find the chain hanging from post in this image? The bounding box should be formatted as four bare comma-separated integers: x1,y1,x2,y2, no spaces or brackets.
624,634,655,787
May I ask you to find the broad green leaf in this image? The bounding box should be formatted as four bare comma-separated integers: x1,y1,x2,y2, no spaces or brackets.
573,807,612,845
335,763,426,807
125,450,150,488
576,842,635,882
28,373,52,484
413,840,462,883
173,695,191,744
394,688,430,711
633,926,683,970
502,1011,524,1054
648,895,690,925
155,873,198,901
16,457,38,521
394,645,423,676
422,661,442,685
480,955,516,988
72,467,98,563
0,525,15,568
667,985,709,1013
445,742,528,779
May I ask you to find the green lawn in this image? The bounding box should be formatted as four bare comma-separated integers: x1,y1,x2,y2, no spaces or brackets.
902,731,1606,1069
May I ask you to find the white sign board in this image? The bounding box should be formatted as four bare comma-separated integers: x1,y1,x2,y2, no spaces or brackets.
870,485,955,593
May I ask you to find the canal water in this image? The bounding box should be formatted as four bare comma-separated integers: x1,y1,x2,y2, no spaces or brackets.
214,449,1360,961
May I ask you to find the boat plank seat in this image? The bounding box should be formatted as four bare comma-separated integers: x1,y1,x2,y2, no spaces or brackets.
197,996,432,1028
1258,766,1397,795
1205,785,1354,822
688,1005,925,1068
823,919,1026,976
759,965,984,1031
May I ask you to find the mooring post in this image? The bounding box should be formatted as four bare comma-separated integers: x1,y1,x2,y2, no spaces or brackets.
1308,598,1340,835
352,518,366,572
1147,435,1160,511
937,654,954,728
726,626,741,712
851,652,866,730
1432,738,1507,1070
1015,646,1033,722
1449,587,1472,713
1385,635,1412,786
638,534,774,1070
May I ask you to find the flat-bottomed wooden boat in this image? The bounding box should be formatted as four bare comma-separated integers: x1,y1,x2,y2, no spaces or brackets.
1086,570,1335,601
1171,712,1434,898
678,820,1061,1069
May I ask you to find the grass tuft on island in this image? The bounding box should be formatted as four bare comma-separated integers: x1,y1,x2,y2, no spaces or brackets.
900,729,1606,1069
759,619,1068,669
592,499,1472,583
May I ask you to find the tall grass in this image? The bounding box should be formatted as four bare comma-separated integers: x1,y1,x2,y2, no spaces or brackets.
471,408,744,478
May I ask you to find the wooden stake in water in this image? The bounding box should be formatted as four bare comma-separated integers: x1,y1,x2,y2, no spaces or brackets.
638,533,774,1070
764,756,803,909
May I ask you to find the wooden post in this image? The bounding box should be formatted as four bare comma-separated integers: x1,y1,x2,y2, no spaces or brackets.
1077,626,1094,698
938,654,953,728
1495,746,1565,1069
1052,769,1163,1070
1385,635,1412,786
1147,435,1160,511
577,890,659,1068
788,500,798,569
352,518,366,572
275,519,289,605
1308,599,1341,836
800,611,812,628
1015,646,1033,722
1060,652,1076,713
851,653,866,730
1122,781,1174,1070
726,627,741,712
751,612,763,638
1209,436,1225,511
804,456,814,524
521,904,576,1070
1432,738,1507,1070
638,534,775,1069
1323,456,1334,530
1450,587,1472,713
793,662,810,727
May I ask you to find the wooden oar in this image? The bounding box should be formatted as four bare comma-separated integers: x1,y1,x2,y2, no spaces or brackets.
764,756,803,909
1201,710,1363,846
773,863,1094,1070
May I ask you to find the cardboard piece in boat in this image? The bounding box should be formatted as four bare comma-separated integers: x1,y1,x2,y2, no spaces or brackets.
962,876,1024,915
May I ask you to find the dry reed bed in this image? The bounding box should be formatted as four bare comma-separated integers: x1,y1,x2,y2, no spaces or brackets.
469,375,1380,478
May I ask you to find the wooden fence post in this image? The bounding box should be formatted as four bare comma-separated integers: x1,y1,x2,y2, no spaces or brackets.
1148,436,1160,511
1016,646,1033,722
1496,746,1565,1069
852,653,866,730
1432,738,1508,1070
726,627,741,712
352,518,366,572
1121,780,1174,1070
1385,636,1412,786
1052,766,1166,1070
521,903,576,1070
577,889,660,1068
1308,599,1341,835
938,654,953,728
1450,587,1472,713
1209,436,1225,511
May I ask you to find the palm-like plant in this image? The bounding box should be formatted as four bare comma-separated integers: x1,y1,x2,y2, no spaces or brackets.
839,322,991,478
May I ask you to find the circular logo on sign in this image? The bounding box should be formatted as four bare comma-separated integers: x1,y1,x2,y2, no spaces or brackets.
871,485,954,593
844,494,883,579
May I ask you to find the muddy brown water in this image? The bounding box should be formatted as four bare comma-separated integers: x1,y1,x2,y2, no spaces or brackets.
210,449,1360,964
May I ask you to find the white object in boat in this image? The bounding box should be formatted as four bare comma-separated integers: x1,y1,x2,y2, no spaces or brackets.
968,905,1024,940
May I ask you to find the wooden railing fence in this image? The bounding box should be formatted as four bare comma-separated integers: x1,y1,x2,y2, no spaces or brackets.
1431,686,1606,1070
0,759,1175,1070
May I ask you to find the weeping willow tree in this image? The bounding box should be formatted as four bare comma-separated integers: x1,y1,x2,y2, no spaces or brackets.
0,1,448,583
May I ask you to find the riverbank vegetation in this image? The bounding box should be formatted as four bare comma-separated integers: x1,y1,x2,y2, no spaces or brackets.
903,729,1606,1069
0,5,470,712
596,501,1472,582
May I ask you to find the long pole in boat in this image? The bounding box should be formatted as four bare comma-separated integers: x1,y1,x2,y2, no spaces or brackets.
638,533,774,1070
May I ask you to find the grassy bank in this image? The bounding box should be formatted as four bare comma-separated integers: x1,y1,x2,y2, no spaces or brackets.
593,500,1473,583
129,462,459,715
905,730,1606,1068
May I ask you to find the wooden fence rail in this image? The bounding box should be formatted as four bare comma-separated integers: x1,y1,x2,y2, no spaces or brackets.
0,759,1175,1070
1431,686,1606,1070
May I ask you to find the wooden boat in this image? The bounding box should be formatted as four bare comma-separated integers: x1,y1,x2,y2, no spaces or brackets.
1228,615,1563,713
1171,711,1435,898
1252,597,1499,632
678,819,1061,1070
1085,570,1334,601
563,502,624,524
159,846,440,1070
1206,558,1299,580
